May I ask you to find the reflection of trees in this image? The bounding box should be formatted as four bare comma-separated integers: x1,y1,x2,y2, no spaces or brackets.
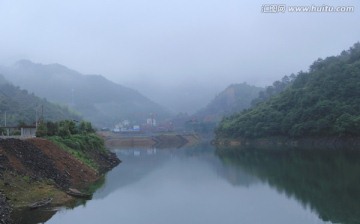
216,158,259,187
13,177,106,224
216,146,360,224
12,208,57,224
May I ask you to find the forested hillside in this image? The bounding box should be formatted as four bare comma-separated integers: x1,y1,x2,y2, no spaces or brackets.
216,43,360,139
0,74,80,126
0,60,170,127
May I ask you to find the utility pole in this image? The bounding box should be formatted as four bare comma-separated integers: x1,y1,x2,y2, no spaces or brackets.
35,108,38,129
4,111,8,136
35,105,40,129
40,105,44,124
35,104,44,130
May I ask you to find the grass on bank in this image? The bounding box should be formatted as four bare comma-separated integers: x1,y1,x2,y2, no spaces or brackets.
37,120,108,172
0,171,68,208
47,134,105,171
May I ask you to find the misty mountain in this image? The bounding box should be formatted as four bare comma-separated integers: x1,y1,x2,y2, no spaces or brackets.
181,83,262,135
124,79,226,114
0,74,80,126
0,60,171,127
194,83,263,123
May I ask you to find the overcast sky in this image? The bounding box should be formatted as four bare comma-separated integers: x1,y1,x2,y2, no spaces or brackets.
0,0,359,113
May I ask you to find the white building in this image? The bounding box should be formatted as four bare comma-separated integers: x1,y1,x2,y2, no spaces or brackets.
146,118,156,126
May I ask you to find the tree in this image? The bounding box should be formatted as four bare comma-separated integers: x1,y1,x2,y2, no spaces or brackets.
46,121,59,136
36,122,48,137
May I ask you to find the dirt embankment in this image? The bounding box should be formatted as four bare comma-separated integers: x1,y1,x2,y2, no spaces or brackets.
0,192,11,224
102,132,201,149
0,138,120,222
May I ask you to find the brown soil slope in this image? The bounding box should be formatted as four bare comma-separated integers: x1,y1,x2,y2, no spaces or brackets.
0,138,119,211
27,138,100,188
0,138,101,190
0,192,11,224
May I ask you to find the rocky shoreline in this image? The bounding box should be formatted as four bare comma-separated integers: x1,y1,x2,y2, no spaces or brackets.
0,137,120,223
0,192,11,224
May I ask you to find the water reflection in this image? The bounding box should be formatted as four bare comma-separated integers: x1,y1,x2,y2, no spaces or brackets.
93,147,170,199
16,143,359,224
12,192,101,224
216,146,360,224
12,208,57,224
45,144,326,224
94,144,259,200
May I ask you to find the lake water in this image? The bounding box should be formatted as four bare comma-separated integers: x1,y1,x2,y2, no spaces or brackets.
43,144,360,224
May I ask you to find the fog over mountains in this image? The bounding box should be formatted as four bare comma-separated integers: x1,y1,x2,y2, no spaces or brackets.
0,60,171,127
0,59,268,129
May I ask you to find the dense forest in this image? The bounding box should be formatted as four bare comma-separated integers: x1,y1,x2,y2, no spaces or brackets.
216,42,360,139
0,74,80,127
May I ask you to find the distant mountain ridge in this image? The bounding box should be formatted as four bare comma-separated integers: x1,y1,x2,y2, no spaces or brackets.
0,60,171,127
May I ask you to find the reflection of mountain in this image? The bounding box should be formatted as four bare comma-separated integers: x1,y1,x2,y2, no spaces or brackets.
216,146,360,224
95,144,259,200
11,208,57,224
93,148,171,199
94,147,217,199
183,142,259,187
216,157,259,187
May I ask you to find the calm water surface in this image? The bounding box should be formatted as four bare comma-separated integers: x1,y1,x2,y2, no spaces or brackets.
44,144,360,224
